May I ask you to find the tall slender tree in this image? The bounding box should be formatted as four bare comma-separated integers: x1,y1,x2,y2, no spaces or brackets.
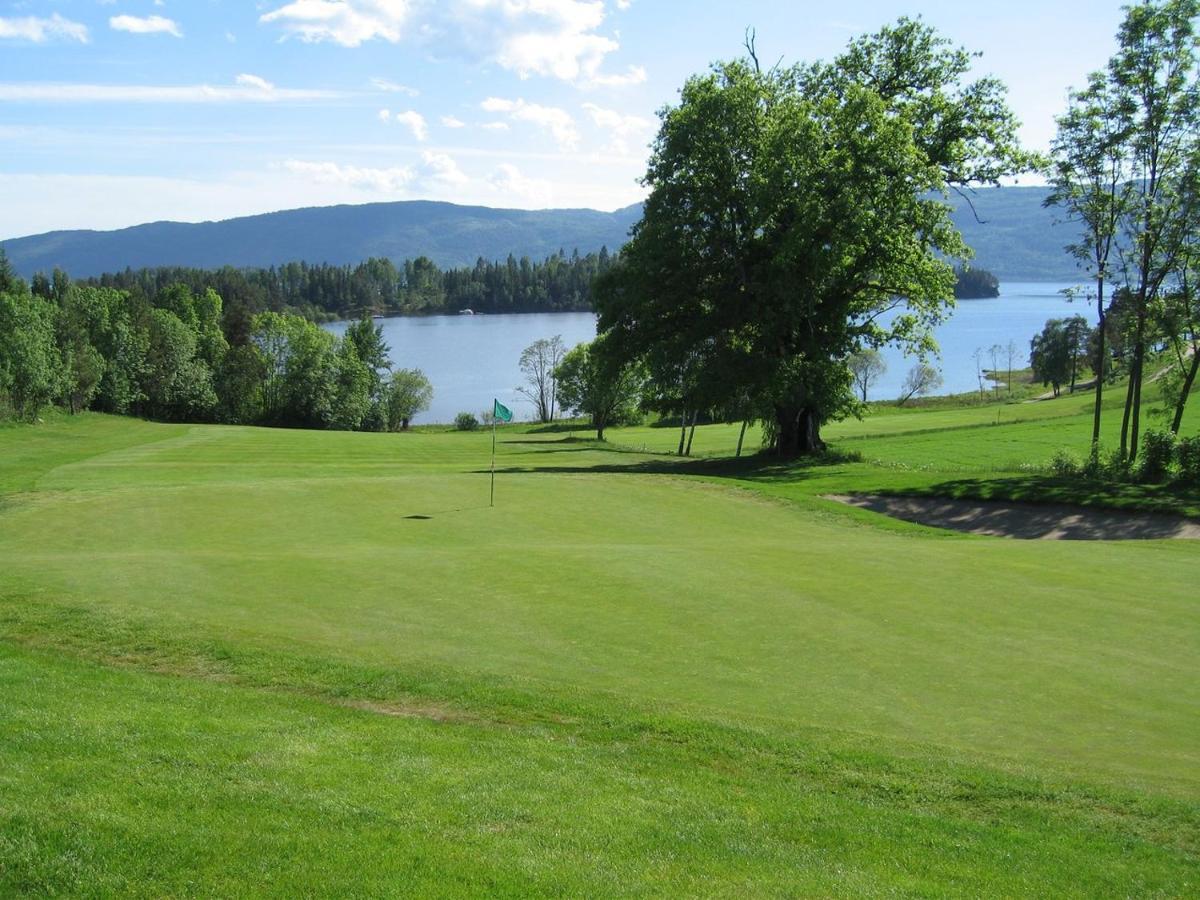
1109,0,1200,459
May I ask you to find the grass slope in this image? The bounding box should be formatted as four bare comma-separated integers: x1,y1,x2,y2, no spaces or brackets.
1,400,1198,895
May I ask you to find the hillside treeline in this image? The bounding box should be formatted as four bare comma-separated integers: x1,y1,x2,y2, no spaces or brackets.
0,251,426,432
83,248,616,321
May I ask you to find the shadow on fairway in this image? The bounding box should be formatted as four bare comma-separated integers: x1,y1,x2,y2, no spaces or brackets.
833,493,1200,540
904,475,1200,520
476,449,861,483
399,505,493,520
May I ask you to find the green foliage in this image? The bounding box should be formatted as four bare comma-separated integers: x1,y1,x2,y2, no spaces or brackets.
0,273,418,432
82,249,618,320
142,308,218,421
384,368,433,431
0,288,61,421
0,248,23,295
1049,448,1081,477
343,316,391,392
213,344,267,424
597,20,1033,457
454,411,479,431
253,311,339,428
330,339,373,431
1030,316,1090,396
952,265,1000,299
554,339,644,440
1174,434,1200,483
1137,430,1177,483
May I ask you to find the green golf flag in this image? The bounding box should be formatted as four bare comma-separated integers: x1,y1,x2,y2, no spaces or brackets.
493,399,513,423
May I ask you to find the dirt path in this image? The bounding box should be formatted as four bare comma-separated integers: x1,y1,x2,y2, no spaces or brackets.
827,494,1200,540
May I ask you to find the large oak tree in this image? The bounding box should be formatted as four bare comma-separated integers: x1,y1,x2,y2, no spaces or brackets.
595,20,1034,456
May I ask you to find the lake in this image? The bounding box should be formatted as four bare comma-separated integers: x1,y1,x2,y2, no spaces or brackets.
327,281,1092,423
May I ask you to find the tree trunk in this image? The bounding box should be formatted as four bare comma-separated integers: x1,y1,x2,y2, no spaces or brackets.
735,420,748,457
1130,335,1146,463
1120,356,1136,459
773,405,825,457
1170,344,1200,435
677,411,688,456
685,411,697,456
1092,303,1105,449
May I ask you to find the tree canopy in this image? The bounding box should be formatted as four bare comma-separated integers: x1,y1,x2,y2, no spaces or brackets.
595,20,1034,456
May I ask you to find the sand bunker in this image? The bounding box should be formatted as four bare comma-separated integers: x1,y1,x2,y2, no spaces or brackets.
827,494,1200,540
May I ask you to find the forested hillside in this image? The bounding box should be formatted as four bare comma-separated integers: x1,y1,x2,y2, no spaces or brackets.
2,201,642,279
2,188,1085,283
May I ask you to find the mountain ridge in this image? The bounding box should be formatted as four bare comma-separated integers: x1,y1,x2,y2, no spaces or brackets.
1,187,1086,282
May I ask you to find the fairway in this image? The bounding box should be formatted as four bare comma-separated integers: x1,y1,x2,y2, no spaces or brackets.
2,403,1199,894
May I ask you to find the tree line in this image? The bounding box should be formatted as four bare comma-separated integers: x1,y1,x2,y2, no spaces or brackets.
1045,0,1200,461
82,248,616,322
0,252,432,431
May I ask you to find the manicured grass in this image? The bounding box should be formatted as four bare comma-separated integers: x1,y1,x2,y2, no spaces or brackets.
1,405,1198,894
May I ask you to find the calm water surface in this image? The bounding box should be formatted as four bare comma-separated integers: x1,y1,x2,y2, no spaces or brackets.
875,281,1093,399
327,281,1093,423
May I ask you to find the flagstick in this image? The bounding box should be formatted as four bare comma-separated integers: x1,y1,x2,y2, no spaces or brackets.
490,414,496,508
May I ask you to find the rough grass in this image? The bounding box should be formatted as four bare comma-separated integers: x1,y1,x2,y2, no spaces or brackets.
1,399,1198,895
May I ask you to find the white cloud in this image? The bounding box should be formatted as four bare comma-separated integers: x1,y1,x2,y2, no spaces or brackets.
585,64,645,88
420,151,468,186
282,159,415,192
235,74,276,92
581,102,650,134
109,15,183,37
441,115,465,129
481,121,510,131
487,163,554,207
489,0,613,81
615,0,632,9
389,110,428,141
0,14,89,43
480,97,579,150
260,0,411,47
0,79,340,104
260,0,640,87
282,154,466,195
377,108,391,122
581,101,651,154
370,77,418,96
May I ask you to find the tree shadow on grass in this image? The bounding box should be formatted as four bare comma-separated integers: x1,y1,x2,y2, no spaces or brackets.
835,492,1200,540
896,474,1200,520
475,447,862,483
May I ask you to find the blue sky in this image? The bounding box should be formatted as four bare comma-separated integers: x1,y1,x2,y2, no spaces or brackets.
1,0,1126,239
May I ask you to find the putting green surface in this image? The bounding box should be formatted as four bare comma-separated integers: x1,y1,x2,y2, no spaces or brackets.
2,403,1198,894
